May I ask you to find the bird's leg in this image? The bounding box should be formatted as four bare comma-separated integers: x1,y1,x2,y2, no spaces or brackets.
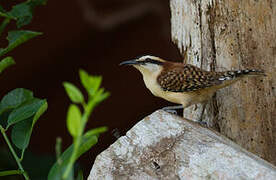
198,102,207,126
194,104,198,111
162,105,183,115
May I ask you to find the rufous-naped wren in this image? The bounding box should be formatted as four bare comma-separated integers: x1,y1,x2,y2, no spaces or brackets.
120,55,265,118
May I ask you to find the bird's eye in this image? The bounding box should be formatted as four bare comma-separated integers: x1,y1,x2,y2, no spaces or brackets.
145,58,152,62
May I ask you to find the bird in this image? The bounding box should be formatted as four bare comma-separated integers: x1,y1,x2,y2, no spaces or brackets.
120,55,265,122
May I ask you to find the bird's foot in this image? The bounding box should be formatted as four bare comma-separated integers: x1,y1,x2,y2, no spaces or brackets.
198,112,207,127
198,120,207,127
162,105,183,115
163,109,178,115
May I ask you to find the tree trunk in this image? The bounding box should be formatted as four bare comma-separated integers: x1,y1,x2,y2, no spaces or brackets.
170,0,275,165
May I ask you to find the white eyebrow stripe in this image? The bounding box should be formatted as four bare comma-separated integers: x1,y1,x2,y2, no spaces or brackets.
139,55,157,60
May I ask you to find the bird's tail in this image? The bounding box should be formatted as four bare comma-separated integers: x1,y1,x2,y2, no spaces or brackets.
218,69,266,81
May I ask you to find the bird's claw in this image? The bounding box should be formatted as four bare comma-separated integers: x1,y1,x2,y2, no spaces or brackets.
162,105,182,115
198,120,207,127
163,109,178,115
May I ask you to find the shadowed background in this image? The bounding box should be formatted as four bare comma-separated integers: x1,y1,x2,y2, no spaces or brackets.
0,0,182,179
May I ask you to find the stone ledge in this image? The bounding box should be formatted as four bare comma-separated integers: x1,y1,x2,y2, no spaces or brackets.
88,110,276,180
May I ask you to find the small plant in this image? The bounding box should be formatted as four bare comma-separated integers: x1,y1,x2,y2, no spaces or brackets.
0,0,47,74
1,1,110,179
48,69,110,180
0,89,47,179
0,1,47,179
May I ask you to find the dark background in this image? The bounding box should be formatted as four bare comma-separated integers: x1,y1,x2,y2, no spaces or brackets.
0,0,182,179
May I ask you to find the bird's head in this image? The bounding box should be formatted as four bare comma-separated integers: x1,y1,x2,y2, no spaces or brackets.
120,55,165,75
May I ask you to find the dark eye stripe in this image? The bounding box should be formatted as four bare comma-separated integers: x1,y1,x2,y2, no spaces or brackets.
145,58,163,65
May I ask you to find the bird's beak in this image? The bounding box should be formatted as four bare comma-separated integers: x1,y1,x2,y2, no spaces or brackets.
119,59,139,66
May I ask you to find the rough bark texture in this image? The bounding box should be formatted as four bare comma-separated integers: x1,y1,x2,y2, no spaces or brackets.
88,110,276,180
170,0,275,164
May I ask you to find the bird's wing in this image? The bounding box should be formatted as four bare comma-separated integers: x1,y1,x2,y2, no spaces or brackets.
157,64,221,92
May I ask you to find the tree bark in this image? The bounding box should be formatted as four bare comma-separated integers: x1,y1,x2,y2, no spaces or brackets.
170,0,275,165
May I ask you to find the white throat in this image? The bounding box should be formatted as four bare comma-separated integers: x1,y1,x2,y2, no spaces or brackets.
134,63,161,74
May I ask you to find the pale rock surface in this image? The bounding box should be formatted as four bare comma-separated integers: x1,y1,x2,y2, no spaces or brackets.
88,110,276,180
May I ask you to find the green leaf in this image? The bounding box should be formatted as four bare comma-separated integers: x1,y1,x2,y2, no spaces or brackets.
67,104,82,137
85,126,108,137
79,69,102,97
63,82,84,104
0,88,33,115
0,6,15,19
6,0,47,28
11,117,33,150
79,69,91,92
11,99,47,150
0,18,11,37
48,132,98,180
0,30,42,57
7,98,45,128
0,56,15,74
94,88,110,104
33,99,48,122
91,76,102,94
8,2,32,28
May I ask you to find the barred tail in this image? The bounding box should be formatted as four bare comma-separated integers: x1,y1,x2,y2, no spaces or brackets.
218,69,266,81
236,69,266,76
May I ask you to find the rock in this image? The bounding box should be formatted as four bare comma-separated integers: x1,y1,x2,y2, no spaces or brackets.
88,110,276,180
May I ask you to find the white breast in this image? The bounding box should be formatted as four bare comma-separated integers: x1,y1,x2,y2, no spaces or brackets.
142,71,186,105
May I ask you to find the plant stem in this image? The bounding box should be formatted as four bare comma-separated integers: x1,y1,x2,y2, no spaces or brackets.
0,18,10,37
20,149,25,161
0,125,30,180
62,101,95,179
0,170,23,176
55,137,62,165
62,124,83,179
